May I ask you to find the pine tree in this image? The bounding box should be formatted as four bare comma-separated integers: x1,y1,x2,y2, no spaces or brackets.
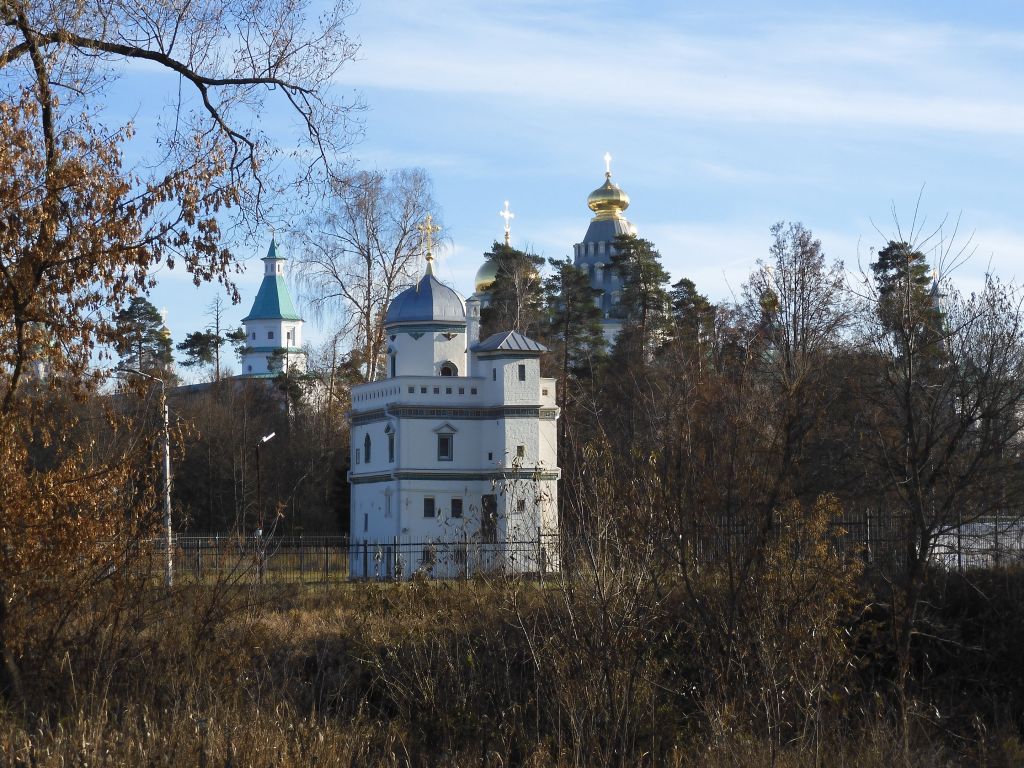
667,277,715,363
177,331,220,370
479,242,546,340
114,297,173,377
871,240,938,342
608,234,672,363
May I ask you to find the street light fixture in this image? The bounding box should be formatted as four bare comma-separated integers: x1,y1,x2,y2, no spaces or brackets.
255,431,276,536
113,367,173,589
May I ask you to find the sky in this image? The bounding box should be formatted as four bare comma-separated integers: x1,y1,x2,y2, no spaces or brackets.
142,0,1024,375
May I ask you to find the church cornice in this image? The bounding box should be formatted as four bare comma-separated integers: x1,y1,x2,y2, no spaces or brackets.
349,468,561,485
351,405,558,425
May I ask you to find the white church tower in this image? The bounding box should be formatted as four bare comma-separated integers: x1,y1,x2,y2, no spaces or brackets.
241,239,306,377
348,217,560,579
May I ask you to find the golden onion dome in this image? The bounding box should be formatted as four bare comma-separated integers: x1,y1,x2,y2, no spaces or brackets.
475,257,499,293
587,172,630,221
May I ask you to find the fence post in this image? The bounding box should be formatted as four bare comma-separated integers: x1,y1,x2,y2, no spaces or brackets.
464,530,469,580
298,535,305,583
865,508,873,566
995,515,1001,568
957,507,963,573
323,540,329,583
537,526,543,588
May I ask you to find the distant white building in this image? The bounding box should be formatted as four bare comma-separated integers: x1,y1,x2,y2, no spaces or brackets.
240,239,306,377
348,254,559,579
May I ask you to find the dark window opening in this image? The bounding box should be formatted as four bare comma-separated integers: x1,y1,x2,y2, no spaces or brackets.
423,497,435,518
451,498,463,519
437,434,453,461
518,364,526,381
388,434,395,463
440,363,456,376
482,494,497,543
268,331,274,340
364,433,371,463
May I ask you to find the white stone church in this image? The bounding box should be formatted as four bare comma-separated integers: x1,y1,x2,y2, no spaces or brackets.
347,253,560,579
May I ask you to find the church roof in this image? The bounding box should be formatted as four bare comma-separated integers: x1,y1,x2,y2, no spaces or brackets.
580,216,636,245
242,240,302,322
473,330,547,354
384,272,466,327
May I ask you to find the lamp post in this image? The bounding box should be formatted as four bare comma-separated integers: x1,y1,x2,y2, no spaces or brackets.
255,431,276,535
255,432,276,584
115,367,173,589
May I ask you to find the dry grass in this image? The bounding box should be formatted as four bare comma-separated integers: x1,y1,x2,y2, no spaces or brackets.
0,577,1019,767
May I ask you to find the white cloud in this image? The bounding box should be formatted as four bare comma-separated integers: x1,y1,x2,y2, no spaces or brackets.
339,4,1024,136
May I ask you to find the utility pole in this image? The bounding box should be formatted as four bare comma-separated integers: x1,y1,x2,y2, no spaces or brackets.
115,367,173,588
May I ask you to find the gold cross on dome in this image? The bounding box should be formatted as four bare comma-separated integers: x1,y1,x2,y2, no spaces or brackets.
417,214,442,273
499,200,514,245
604,151,612,176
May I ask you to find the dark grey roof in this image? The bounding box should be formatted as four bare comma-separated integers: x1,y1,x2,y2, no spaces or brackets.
579,217,635,245
472,330,547,354
384,273,466,326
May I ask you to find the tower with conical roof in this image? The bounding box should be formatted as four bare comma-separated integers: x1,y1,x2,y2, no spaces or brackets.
240,238,306,377
573,153,637,343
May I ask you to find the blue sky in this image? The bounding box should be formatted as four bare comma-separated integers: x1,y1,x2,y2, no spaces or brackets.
143,0,1024,374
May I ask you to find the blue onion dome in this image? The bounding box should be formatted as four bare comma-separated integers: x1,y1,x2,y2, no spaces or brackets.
384,273,466,327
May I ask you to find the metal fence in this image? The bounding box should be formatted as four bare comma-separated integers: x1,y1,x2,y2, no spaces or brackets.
156,533,560,586
152,515,1024,587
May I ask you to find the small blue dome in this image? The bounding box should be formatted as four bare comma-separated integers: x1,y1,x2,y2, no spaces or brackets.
384,273,466,327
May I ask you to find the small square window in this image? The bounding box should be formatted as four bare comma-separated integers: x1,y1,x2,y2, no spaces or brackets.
542,388,549,396
408,386,415,394
458,387,465,395
518,364,526,381
517,500,526,513
446,387,452,394
471,388,477,395
516,445,525,458
421,386,427,394
423,497,435,518
438,434,453,461
451,498,463,519
433,387,440,394
268,331,274,340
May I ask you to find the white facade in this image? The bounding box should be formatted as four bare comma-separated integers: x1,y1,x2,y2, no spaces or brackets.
349,271,559,579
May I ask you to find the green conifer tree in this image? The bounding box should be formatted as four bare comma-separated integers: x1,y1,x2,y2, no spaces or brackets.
479,242,545,340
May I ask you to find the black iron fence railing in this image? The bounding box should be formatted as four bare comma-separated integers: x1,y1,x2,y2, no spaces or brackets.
143,516,1024,587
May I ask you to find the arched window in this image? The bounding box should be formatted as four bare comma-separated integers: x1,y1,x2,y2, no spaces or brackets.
364,433,371,463
440,362,457,377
